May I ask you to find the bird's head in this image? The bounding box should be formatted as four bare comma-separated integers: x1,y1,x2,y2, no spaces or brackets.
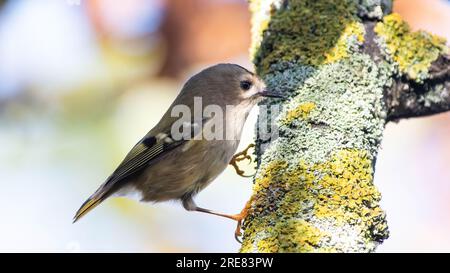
180,63,284,110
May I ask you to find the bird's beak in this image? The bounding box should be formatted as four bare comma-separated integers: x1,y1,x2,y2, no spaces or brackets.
259,89,285,99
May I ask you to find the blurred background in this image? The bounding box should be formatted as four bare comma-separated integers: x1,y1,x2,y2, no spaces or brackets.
0,0,449,252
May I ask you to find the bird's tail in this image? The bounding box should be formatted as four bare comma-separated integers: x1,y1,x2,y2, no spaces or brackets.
73,185,112,223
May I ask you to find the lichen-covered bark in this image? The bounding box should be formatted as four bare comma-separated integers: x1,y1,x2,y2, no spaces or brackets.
386,54,450,121
240,0,449,253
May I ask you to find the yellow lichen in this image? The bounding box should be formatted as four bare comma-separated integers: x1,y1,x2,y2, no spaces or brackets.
325,21,365,63
258,220,324,253
241,149,388,252
282,102,316,124
252,160,288,193
312,150,381,228
375,13,448,81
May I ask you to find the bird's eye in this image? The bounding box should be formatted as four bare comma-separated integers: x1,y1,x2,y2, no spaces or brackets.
240,80,252,91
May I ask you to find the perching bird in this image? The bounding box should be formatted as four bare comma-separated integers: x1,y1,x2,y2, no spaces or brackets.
73,63,282,238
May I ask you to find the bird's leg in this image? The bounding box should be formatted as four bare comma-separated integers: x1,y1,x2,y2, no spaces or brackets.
182,197,252,243
231,198,252,243
229,143,256,178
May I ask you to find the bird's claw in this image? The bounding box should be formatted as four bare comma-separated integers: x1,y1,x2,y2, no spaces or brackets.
234,220,244,243
232,197,253,244
229,144,256,178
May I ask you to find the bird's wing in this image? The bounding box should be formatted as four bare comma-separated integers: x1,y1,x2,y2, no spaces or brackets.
110,117,213,184
108,133,184,185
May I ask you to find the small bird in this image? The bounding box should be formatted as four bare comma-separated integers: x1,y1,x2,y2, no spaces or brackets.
73,63,282,238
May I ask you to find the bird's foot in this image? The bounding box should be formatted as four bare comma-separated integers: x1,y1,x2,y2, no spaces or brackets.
232,200,252,243
185,197,253,243
229,144,256,178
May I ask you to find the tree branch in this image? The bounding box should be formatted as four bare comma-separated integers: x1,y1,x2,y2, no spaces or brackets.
241,0,390,253
241,0,448,253
386,54,450,121
373,12,450,121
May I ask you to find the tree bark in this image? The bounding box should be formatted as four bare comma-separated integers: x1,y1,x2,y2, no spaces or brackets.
240,0,449,253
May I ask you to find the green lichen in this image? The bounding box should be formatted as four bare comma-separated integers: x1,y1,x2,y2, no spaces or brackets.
244,0,398,253
356,0,392,19
421,83,448,107
258,220,325,252
250,0,366,75
375,13,448,82
263,54,389,164
326,21,365,63
243,53,391,252
241,160,326,253
241,149,388,253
